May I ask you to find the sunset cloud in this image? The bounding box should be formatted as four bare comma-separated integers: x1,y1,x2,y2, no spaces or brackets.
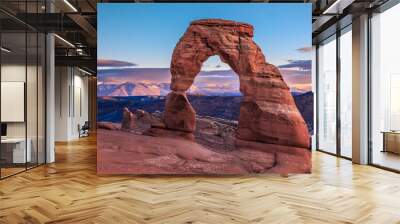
278,60,311,71
98,59,138,68
296,47,312,53
98,66,311,94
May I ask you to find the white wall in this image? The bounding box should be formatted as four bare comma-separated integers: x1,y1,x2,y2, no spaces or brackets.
1,64,26,138
1,63,46,164
55,67,89,141
1,64,41,138
72,73,89,138
55,66,70,141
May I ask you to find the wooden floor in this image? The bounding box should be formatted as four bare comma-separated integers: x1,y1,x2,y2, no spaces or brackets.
1,135,400,224
1,167,26,178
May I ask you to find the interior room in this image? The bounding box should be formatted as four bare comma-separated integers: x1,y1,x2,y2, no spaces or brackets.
0,7,46,178
1,0,400,223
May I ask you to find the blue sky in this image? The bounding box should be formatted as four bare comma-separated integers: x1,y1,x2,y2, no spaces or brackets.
98,3,311,68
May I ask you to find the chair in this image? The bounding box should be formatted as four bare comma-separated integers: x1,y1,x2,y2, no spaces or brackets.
79,121,90,138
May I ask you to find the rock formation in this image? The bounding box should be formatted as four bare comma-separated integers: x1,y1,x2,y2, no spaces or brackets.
97,122,120,131
121,107,136,131
195,116,237,151
98,108,311,174
97,19,312,175
164,19,309,149
164,91,196,132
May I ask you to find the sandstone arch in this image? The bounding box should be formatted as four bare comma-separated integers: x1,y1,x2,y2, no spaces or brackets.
164,19,309,149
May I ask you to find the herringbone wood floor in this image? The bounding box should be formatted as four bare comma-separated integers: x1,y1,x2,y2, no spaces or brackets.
1,135,400,224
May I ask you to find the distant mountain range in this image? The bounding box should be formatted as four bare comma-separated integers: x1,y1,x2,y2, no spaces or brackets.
98,82,238,96
290,87,309,96
98,82,304,97
98,82,170,96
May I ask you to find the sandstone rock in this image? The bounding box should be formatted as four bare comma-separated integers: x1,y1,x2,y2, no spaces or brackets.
133,109,165,131
195,116,237,151
237,99,310,148
121,107,136,131
163,91,196,132
98,128,308,174
235,138,311,173
143,127,194,141
97,122,121,131
230,149,275,173
166,18,309,149
127,110,236,150
98,129,270,174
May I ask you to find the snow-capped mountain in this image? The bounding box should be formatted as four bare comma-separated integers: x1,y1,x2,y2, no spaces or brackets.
98,82,170,96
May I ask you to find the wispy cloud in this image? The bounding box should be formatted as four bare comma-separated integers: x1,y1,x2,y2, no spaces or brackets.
278,60,311,71
296,47,312,53
98,68,171,84
98,59,138,69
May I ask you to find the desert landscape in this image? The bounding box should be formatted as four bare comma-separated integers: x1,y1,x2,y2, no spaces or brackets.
97,109,311,174
97,19,312,175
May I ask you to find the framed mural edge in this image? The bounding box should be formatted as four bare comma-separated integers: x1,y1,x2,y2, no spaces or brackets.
97,3,313,175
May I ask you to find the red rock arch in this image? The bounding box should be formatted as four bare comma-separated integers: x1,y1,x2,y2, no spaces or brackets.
164,19,309,149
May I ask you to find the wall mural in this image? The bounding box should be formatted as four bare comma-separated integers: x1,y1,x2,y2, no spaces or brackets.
97,3,313,174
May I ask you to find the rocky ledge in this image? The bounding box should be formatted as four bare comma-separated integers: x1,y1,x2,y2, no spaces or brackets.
97,108,311,174
100,108,238,151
